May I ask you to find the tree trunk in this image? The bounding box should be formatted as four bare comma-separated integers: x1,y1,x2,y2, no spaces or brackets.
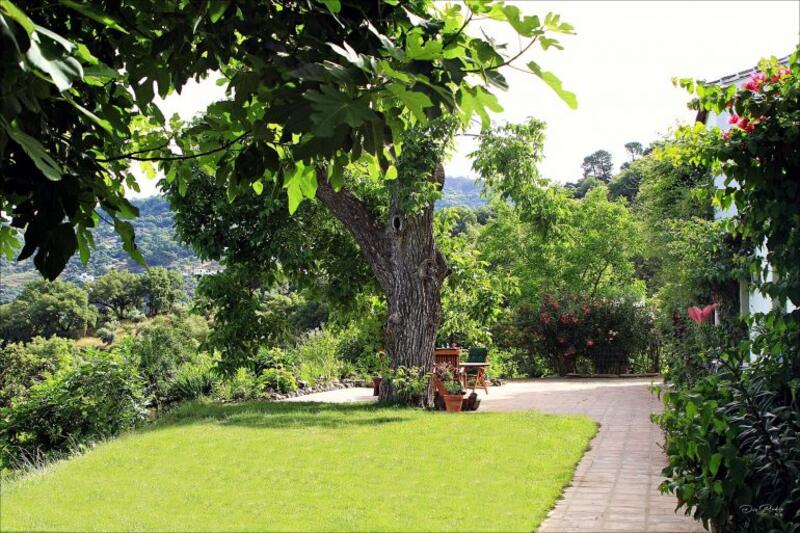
315,167,449,406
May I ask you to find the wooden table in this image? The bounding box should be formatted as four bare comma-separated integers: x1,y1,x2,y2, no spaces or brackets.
459,362,489,394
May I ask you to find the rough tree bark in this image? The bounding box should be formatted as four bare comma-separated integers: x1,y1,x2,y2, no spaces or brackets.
315,166,449,405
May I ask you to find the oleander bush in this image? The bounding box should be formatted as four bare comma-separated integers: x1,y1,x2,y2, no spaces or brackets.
501,293,655,375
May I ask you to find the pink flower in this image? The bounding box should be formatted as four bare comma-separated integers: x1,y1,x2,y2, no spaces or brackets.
586,339,595,348
744,72,767,92
722,131,731,141
728,114,740,125
539,312,552,325
687,303,719,324
771,67,791,82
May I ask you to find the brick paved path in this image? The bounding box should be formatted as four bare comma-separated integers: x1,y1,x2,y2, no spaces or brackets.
286,378,703,532
481,379,703,532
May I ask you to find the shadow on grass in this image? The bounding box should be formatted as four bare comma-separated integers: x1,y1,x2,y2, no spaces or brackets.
142,400,416,434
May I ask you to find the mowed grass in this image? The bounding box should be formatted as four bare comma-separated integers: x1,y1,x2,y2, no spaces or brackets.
0,401,596,532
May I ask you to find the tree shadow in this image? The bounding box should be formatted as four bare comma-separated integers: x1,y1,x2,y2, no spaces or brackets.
142,400,415,433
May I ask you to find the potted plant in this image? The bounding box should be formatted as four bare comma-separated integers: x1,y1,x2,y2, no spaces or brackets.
433,363,464,413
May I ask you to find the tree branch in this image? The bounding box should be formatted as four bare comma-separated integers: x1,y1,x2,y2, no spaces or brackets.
463,35,538,73
96,132,250,163
315,170,391,288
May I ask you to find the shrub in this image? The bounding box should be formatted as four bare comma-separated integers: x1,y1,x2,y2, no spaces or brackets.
169,359,216,401
655,317,800,532
119,317,202,408
390,366,430,404
487,348,527,379
96,327,115,345
253,346,299,374
0,349,145,469
213,368,261,401
0,337,78,407
259,368,297,394
293,328,341,385
505,293,655,376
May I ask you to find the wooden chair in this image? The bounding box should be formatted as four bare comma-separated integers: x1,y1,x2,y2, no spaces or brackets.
461,346,489,394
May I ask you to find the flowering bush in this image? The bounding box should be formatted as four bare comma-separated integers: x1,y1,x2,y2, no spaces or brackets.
507,293,655,375
659,50,800,532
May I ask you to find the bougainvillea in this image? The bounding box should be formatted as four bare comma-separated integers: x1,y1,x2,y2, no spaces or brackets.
658,49,800,532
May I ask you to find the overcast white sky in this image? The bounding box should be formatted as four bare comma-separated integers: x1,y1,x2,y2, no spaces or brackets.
132,0,799,197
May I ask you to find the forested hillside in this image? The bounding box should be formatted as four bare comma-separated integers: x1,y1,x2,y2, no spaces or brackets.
0,178,483,302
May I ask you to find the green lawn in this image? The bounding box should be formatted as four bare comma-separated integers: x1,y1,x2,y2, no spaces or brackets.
0,401,596,532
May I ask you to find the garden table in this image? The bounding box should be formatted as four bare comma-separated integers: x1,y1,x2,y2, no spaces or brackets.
459,362,489,394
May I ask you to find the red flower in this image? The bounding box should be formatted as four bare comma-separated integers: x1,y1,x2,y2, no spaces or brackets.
687,303,719,324
586,339,595,348
559,312,578,325
722,131,731,141
539,312,552,325
551,301,560,310
728,114,739,125
564,346,577,358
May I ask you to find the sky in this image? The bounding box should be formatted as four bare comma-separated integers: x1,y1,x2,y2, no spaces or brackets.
132,0,799,197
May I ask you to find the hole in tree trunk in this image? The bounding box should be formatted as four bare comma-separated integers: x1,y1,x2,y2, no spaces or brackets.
392,216,403,232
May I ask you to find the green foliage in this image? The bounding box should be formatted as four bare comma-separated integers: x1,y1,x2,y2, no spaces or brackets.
481,184,644,307
486,348,526,379
140,266,184,316
293,328,342,386
213,367,261,402
193,268,303,375
470,119,547,214
168,356,215,402
2,0,575,282
0,279,96,342
258,368,297,395
0,348,145,469
95,326,115,345
435,208,517,347
655,50,800,531
87,270,143,320
389,366,430,404
0,336,77,407
118,313,205,408
1,1,146,279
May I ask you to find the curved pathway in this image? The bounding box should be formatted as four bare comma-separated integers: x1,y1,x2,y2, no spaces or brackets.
285,378,703,532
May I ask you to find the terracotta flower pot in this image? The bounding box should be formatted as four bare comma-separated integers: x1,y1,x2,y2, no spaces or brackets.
443,393,464,412
372,377,382,396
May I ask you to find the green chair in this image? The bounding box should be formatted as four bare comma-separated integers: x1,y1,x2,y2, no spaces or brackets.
463,347,489,393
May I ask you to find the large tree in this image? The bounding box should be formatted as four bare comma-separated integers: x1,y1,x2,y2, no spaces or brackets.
1,0,576,403
580,149,614,183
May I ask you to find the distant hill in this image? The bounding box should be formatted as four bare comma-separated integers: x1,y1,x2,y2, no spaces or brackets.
0,197,216,303
437,176,485,208
0,178,484,302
